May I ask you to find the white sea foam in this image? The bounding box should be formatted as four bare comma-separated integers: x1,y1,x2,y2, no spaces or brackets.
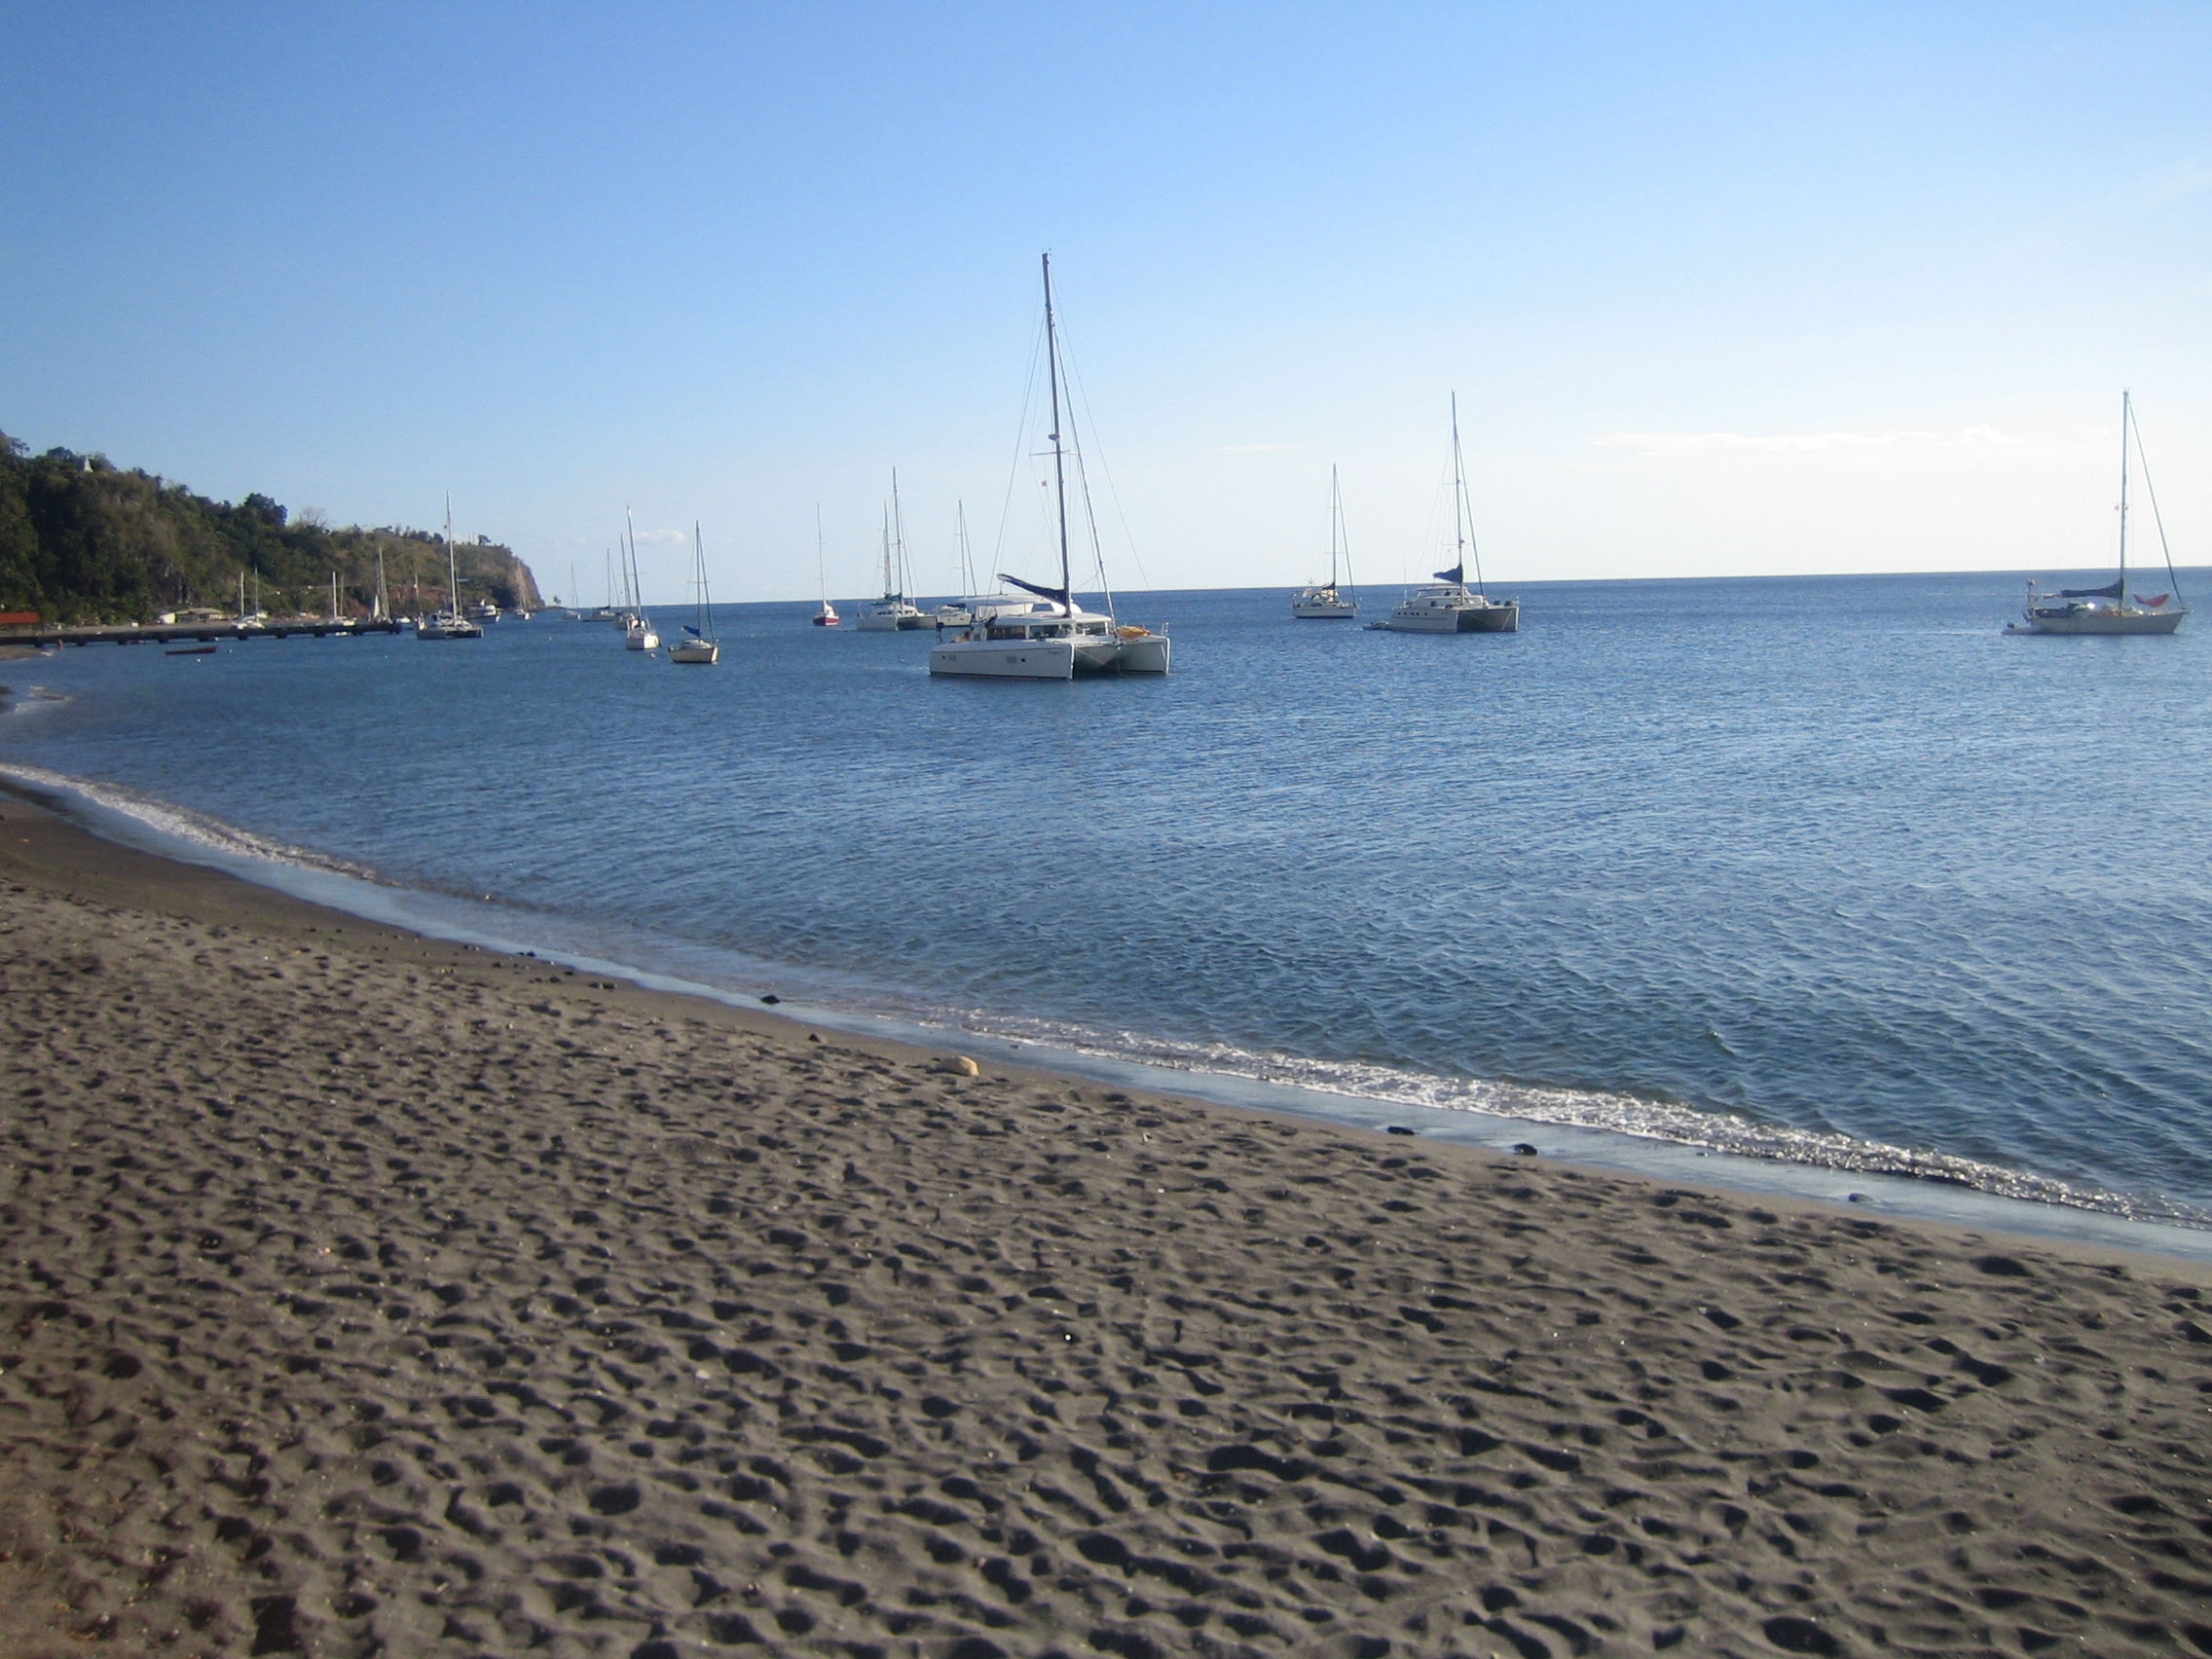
0,761,381,882
912,1008,2212,1230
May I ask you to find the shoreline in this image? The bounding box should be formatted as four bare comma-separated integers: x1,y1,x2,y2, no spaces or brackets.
9,760,2205,1254
5,792,2212,1656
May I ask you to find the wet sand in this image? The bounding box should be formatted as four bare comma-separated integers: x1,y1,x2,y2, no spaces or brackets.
3,793,2210,1659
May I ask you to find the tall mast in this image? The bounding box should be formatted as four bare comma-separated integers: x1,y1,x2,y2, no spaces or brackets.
891,469,908,600
1329,464,1344,588
693,520,710,635
956,500,974,595
815,505,829,602
1043,252,1072,611
623,508,641,613
2118,387,2131,594
444,492,460,615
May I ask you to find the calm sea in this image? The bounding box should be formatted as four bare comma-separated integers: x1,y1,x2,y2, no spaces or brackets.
7,571,2210,1231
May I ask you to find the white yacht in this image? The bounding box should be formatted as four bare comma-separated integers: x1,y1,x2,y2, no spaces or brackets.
2006,390,2187,637
621,509,659,648
417,497,483,640
1372,397,1519,634
1292,467,1359,618
811,508,840,625
929,255,1170,681
930,595,1170,679
856,481,932,630
668,522,719,664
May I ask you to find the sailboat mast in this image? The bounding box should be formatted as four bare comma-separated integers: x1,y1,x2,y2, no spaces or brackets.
444,493,460,615
624,508,642,613
1329,464,1344,588
694,521,710,634
2118,388,2131,597
956,500,975,596
1043,252,1073,610
891,470,908,600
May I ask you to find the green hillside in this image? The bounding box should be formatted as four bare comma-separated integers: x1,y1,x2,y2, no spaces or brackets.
0,434,543,624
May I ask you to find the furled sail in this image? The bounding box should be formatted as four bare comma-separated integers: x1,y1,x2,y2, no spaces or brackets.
997,572,1071,608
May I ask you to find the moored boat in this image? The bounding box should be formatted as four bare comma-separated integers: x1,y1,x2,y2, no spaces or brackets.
417,496,484,640
2006,390,2188,637
1292,467,1359,619
1370,397,1518,634
928,255,1170,681
668,522,720,664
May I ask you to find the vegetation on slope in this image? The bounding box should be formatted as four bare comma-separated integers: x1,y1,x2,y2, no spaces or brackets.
0,434,543,623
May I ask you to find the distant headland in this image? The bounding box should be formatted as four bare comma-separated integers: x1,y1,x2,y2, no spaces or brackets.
0,433,542,624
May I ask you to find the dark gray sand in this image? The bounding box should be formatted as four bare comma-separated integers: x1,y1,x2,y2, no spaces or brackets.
3,796,2210,1659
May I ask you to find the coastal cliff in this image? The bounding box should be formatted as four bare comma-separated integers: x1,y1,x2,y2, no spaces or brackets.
0,433,543,623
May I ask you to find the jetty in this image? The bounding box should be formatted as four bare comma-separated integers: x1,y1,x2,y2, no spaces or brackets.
3,619,408,647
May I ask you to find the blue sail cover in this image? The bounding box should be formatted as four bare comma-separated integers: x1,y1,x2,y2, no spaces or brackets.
997,572,1071,608
2057,578,2124,599
1433,565,1464,583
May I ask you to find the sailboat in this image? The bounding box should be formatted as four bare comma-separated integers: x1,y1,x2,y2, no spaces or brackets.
856,478,931,630
623,510,659,650
2006,390,2189,636
417,495,484,640
812,507,839,626
1371,396,1518,634
669,522,720,664
932,502,997,626
929,254,1170,680
1292,467,1360,618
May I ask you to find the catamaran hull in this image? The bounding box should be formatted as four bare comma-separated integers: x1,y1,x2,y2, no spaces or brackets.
930,635,1171,679
930,640,1076,678
1377,603,1519,633
2008,611,2184,636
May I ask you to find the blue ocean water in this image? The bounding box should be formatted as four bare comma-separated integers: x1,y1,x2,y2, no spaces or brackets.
7,571,2211,1226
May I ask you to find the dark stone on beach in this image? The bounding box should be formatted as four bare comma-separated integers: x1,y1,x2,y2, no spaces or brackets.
759,993,781,1005
1385,1124,1416,1136
1762,1614,1842,1654
1511,1143,1538,1157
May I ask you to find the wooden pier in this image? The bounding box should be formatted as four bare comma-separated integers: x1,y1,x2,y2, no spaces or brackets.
3,619,409,647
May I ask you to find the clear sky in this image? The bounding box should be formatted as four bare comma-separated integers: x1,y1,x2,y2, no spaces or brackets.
5,2,2208,604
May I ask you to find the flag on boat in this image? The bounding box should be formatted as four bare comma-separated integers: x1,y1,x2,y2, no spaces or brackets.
2057,578,2124,599
1433,564,1464,583
2135,593,2171,608
997,572,1071,608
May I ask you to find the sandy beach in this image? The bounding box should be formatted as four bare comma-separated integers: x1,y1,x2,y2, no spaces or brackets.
3,794,2210,1659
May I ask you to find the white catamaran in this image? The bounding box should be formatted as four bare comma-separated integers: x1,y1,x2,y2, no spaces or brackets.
1292,466,1360,618
416,495,483,640
856,477,932,631
928,254,1170,680
1371,396,1518,634
2007,390,2188,637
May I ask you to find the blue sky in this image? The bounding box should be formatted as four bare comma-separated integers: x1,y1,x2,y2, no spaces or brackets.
5,2,2208,603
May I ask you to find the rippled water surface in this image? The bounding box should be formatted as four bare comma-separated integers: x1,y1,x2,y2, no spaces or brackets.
8,571,2211,1220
